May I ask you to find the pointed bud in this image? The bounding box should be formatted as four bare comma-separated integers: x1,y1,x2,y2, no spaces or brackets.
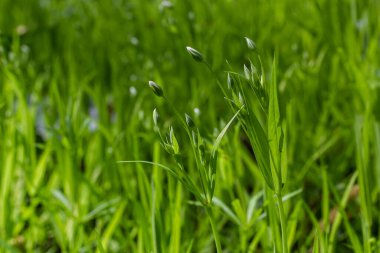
244,64,251,80
250,64,257,82
153,108,159,126
148,81,164,97
227,73,234,90
169,126,179,154
244,37,256,50
186,46,203,62
185,113,195,128
238,92,245,106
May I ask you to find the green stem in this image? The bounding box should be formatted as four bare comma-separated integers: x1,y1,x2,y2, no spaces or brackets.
206,207,222,253
240,228,247,252
204,61,229,100
163,96,208,203
277,192,288,253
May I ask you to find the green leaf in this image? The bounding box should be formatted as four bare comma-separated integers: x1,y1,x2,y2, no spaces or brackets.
312,232,320,253
82,198,121,223
280,121,287,186
100,201,127,249
328,171,358,253
268,55,282,193
185,239,194,253
211,106,242,157
31,141,53,196
244,114,273,189
51,189,73,214
231,199,246,225
212,197,241,226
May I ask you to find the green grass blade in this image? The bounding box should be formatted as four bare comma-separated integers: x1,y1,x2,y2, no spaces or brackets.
268,55,282,193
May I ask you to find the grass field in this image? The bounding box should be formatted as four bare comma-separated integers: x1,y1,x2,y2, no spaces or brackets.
0,0,380,252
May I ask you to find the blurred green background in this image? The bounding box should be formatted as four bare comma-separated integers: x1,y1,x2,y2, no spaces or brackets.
0,0,379,252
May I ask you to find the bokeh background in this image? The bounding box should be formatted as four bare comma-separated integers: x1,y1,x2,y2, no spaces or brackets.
0,0,379,252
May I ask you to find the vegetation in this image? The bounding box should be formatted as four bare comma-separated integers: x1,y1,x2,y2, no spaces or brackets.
0,0,379,252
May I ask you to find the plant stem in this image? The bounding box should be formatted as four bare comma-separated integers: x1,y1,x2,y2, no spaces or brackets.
277,192,288,253
206,207,223,253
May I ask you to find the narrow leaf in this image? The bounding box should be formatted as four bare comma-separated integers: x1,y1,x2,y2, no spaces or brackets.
268,56,282,192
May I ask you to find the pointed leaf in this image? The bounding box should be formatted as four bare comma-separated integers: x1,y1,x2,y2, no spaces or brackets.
268,56,282,193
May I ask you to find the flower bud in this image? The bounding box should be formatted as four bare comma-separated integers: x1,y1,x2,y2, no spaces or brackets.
186,46,203,62
153,108,159,126
244,37,256,50
185,113,195,128
148,81,164,97
227,73,234,90
169,126,180,154
244,64,251,80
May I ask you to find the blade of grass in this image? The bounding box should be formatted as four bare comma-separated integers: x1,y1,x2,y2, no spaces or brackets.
99,201,127,252
328,171,358,253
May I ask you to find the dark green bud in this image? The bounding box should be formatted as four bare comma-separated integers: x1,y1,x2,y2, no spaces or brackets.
244,64,251,80
149,81,164,97
185,113,195,128
186,47,203,62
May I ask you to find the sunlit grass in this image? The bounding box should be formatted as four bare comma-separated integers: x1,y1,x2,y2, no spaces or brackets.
0,0,379,252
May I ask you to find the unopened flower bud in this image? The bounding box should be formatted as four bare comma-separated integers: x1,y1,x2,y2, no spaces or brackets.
153,108,159,126
227,73,234,89
244,37,256,50
186,46,203,62
148,81,164,97
185,114,195,128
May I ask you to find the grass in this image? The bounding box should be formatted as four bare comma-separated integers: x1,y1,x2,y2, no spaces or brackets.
0,0,380,252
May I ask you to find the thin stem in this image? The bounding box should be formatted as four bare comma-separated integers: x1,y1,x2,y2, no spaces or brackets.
206,207,223,253
240,228,247,252
204,61,229,100
277,192,288,253
163,96,208,203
